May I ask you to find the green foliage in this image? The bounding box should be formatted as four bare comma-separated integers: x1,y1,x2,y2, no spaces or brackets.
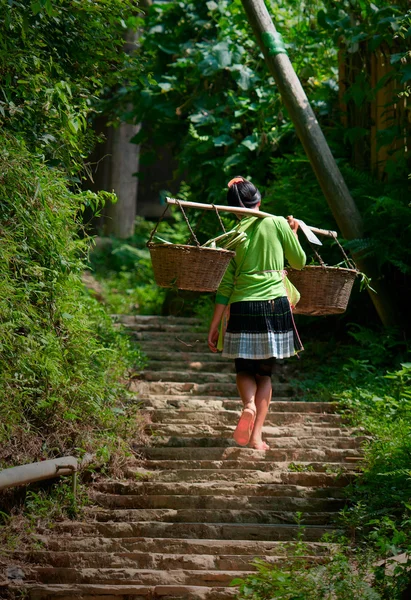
89,217,168,315
0,478,88,554
333,361,411,598
341,362,411,526
0,0,145,173
24,478,85,522
234,549,379,599
0,134,146,464
318,1,409,55
132,0,335,205
318,1,411,179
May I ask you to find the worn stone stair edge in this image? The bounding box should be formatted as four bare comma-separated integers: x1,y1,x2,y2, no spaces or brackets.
32,536,338,555
136,397,339,410
38,521,338,544
9,549,334,569
91,493,345,511
93,480,347,497
133,446,361,460
18,583,239,599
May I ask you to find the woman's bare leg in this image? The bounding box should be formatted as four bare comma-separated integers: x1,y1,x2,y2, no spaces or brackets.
249,374,272,448
236,373,257,412
232,373,257,445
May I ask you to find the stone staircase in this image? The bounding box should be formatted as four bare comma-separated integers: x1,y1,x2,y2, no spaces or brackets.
15,315,364,599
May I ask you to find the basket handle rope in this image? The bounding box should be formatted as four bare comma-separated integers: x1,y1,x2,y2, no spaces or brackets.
309,242,326,268
184,204,227,245
212,205,227,234
146,200,201,247
147,204,171,246
307,234,357,271
176,200,201,247
148,200,227,247
334,236,357,270
185,209,206,246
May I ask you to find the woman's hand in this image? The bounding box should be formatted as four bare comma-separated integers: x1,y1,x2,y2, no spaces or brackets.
208,303,227,353
208,325,219,353
287,215,299,237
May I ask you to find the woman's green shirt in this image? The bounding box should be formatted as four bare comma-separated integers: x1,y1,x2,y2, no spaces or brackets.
215,215,306,306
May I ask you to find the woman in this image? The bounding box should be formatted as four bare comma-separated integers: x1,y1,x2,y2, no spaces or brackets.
207,176,306,450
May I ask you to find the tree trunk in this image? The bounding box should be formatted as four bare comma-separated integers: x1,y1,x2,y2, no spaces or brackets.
104,120,141,238
104,0,153,237
240,0,399,327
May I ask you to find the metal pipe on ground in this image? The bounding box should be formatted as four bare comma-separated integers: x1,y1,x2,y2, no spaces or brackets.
0,457,78,494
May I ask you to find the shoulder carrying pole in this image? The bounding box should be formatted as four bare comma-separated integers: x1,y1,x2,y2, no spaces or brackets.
166,197,335,244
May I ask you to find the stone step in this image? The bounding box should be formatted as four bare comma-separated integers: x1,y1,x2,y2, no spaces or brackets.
36,537,336,557
143,354,295,379
147,361,235,373
136,446,361,462
84,507,337,525
29,567,254,587
146,409,343,427
16,550,327,572
136,341,224,354
93,481,346,499
145,352,233,364
139,367,295,382
131,381,294,397
24,583,238,599
144,423,354,439
125,467,353,486
139,459,356,473
137,397,338,413
113,315,204,327
145,435,365,449
132,332,208,343
125,323,207,334
91,492,344,512
40,521,335,542
139,371,242,384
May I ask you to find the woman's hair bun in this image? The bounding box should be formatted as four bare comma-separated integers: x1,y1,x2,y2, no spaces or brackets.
226,176,261,209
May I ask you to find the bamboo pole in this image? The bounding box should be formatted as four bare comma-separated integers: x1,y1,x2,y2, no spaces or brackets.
240,0,362,239
239,0,398,327
166,197,337,240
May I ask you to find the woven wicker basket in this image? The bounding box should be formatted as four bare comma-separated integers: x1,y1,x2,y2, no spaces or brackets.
287,265,357,316
148,243,235,292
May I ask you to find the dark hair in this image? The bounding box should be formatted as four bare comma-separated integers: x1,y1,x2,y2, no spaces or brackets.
227,177,261,209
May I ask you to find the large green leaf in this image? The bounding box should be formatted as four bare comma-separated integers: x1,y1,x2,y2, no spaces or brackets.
213,134,234,147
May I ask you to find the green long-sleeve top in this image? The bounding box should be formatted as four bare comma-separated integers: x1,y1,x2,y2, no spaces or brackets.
215,215,306,306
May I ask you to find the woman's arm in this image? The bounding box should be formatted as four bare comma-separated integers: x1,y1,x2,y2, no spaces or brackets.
207,303,227,353
280,217,306,270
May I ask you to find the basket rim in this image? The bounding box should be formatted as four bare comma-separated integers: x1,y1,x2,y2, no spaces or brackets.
288,264,358,275
147,242,235,255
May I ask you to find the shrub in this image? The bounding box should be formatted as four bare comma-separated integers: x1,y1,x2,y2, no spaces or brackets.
0,135,146,466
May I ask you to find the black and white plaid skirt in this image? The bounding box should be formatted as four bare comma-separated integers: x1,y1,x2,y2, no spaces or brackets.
223,297,303,360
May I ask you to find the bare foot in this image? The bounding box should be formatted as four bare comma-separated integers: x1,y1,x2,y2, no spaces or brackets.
233,407,256,446
249,440,270,450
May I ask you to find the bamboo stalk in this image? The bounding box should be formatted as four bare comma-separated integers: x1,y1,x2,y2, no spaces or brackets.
166,197,337,238
238,0,400,328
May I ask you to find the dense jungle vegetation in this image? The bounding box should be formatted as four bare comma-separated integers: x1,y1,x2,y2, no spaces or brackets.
0,0,147,469
1,0,411,597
